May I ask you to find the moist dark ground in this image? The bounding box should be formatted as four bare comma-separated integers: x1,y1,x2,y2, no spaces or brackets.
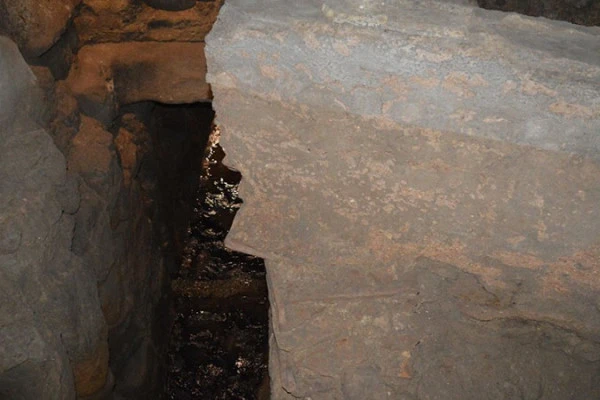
163,129,269,400
167,244,269,400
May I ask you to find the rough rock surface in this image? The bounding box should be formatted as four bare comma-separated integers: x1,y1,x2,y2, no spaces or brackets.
207,1,600,399
0,0,81,57
49,81,82,156
68,115,124,284
31,24,79,81
101,110,166,399
75,0,223,45
66,42,210,124
0,36,108,399
3,0,220,395
60,104,168,398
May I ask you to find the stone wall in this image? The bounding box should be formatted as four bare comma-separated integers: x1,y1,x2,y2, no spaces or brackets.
0,0,220,398
207,1,600,399
0,35,109,400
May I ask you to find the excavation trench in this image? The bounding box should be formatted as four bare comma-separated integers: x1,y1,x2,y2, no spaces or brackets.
114,102,270,399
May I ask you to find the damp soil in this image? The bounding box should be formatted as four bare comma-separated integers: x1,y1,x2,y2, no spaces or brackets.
165,127,270,400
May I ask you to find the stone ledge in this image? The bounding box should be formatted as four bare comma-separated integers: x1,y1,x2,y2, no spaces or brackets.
67,41,210,124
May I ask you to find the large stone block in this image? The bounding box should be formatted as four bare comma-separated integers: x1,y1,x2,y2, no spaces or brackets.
208,0,600,159
66,42,211,124
207,1,600,399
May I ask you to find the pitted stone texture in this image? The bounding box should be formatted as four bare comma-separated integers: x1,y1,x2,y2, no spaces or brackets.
207,2,600,399
0,0,81,57
66,42,210,124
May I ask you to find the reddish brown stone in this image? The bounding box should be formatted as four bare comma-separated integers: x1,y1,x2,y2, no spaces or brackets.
72,340,110,397
66,42,210,124
75,0,223,45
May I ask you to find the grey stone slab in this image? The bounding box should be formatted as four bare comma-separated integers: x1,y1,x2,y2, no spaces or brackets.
212,89,600,399
208,0,600,159
206,2,600,399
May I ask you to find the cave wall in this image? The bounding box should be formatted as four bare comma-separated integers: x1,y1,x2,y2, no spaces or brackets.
206,1,600,399
0,36,93,400
0,1,221,398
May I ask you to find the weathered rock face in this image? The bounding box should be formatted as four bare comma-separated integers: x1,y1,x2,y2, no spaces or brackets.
207,1,600,399
99,109,167,398
74,0,223,45
58,98,170,399
2,0,221,396
0,0,81,57
66,42,210,124
0,36,108,400
1,4,201,392
68,115,124,286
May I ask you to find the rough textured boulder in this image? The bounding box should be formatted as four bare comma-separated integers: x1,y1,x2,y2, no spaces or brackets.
0,0,81,57
66,42,210,124
0,36,108,399
207,1,600,399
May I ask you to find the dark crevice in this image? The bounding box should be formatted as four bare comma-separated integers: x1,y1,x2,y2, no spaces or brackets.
136,103,270,399
477,0,600,26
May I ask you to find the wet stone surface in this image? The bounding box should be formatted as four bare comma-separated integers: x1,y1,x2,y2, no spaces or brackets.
165,129,269,400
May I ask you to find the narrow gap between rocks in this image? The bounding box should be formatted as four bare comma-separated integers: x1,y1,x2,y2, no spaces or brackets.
476,0,600,26
117,102,270,400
